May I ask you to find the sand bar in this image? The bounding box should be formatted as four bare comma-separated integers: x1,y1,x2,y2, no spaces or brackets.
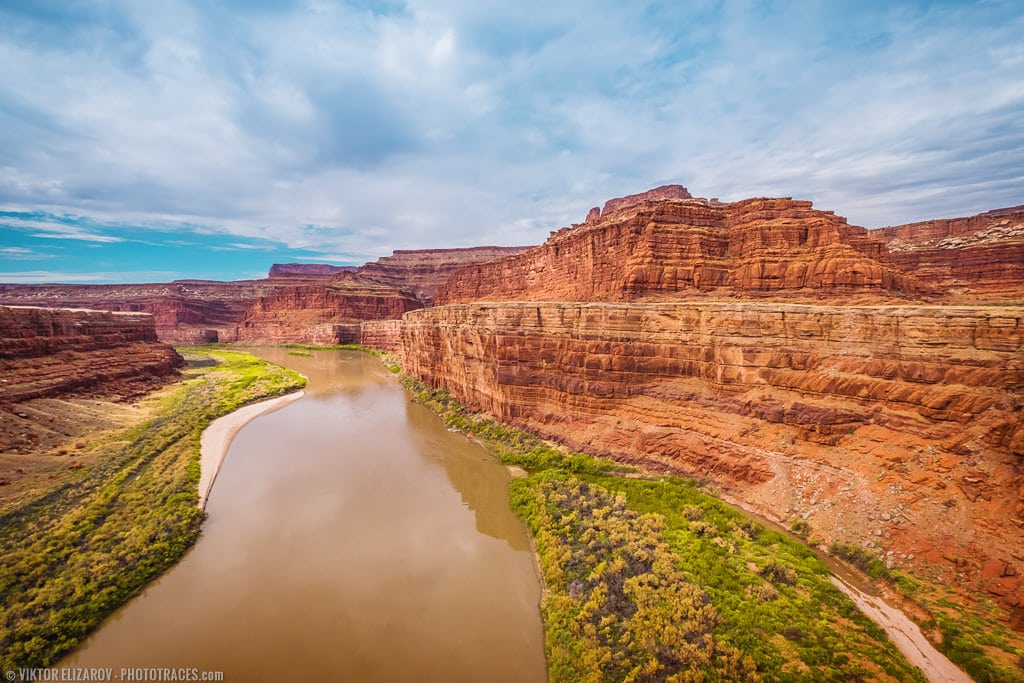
198,391,305,508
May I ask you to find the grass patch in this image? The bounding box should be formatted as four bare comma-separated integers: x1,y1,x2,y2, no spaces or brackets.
0,348,305,669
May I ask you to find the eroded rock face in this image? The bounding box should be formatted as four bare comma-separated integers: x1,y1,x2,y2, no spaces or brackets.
269,263,357,277
359,319,403,353
357,246,532,306
873,205,1024,301
0,248,534,344
438,197,920,304
234,274,422,344
601,183,693,215
0,281,275,344
0,306,184,402
396,301,1024,610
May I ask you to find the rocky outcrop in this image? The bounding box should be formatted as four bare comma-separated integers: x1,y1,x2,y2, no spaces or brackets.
356,247,532,305
438,197,921,304
0,306,184,402
873,205,1024,302
234,274,422,345
0,248,534,344
601,183,693,216
396,300,1024,610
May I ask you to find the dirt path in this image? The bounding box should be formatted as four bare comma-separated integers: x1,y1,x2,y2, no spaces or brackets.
830,577,972,682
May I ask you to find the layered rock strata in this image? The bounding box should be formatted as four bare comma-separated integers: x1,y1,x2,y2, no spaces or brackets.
397,301,1024,612
235,275,422,345
359,319,403,353
357,247,532,305
0,281,274,344
0,306,184,402
873,205,1024,302
0,248,533,344
438,197,921,304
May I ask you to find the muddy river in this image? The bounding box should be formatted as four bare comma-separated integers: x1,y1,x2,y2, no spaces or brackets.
63,349,547,682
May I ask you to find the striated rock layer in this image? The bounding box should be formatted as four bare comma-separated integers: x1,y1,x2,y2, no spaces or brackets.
235,274,422,345
0,281,275,345
439,197,923,304
873,205,1024,302
0,248,533,344
357,246,532,306
0,306,184,402
394,300,1024,614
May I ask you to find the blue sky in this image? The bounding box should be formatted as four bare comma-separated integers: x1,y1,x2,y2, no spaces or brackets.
1,0,1022,283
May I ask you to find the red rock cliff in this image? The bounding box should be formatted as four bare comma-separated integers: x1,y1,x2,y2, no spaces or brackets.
0,306,184,402
397,300,1024,611
356,246,532,305
873,205,1024,302
0,281,276,344
234,274,422,345
438,197,920,304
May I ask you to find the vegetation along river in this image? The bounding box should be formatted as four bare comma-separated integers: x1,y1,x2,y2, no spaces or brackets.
63,349,547,682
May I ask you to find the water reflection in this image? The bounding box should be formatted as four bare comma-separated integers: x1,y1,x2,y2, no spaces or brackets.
404,398,530,551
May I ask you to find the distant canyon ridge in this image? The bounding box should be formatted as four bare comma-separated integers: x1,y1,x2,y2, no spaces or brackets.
1,184,1022,626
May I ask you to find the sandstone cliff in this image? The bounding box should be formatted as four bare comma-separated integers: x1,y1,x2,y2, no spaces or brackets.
873,205,1024,302
0,248,533,344
395,300,1024,614
600,183,693,216
0,281,274,344
356,246,532,305
438,197,922,304
0,306,184,402
234,274,422,344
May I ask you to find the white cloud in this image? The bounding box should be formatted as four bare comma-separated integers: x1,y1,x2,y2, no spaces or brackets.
0,0,1021,278
0,270,179,283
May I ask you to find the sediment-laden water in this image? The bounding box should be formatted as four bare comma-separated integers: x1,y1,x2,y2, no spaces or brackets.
63,349,546,682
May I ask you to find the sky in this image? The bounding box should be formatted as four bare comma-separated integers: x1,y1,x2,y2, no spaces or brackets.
1,0,1022,283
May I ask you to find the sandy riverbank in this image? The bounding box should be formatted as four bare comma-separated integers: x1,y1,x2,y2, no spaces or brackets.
198,391,305,508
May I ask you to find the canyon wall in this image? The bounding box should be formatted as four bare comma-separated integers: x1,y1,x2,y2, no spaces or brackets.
397,301,1024,611
359,319,403,353
438,197,922,304
0,306,184,402
873,205,1024,301
0,247,532,344
0,281,274,345
234,276,422,344
357,246,532,305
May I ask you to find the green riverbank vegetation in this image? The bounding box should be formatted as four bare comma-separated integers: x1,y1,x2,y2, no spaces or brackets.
0,349,306,669
406,371,1024,681
403,377,925,682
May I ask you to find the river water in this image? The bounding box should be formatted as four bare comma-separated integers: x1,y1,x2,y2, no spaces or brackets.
63,349,547,682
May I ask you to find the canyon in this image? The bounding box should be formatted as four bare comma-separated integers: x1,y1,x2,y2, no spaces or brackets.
2,186,1022,639
391,190,1024,628
0,247,528,345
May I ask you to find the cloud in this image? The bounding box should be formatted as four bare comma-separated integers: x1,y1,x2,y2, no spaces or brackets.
0,247,51,260
0,0,1022,283
0,270,179,284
